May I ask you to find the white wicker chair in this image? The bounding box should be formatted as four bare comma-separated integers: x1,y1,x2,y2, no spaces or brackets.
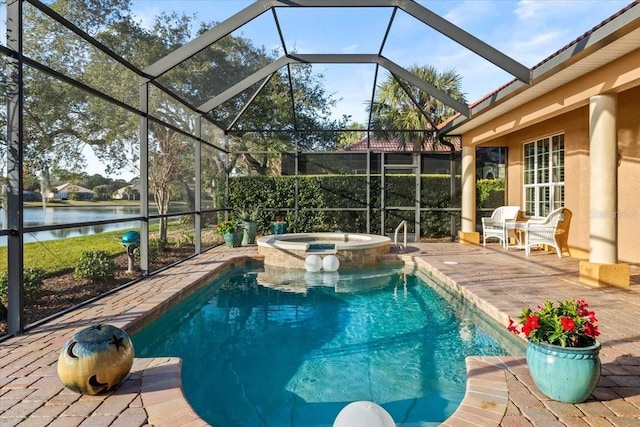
482,206,521,248
524,207,565,258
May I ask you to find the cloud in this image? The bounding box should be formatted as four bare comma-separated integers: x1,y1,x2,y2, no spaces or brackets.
341,44,359,54
514,0,550,20
442,0,499,28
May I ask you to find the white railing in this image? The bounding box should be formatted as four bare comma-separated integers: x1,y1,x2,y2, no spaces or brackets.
394,220,408,253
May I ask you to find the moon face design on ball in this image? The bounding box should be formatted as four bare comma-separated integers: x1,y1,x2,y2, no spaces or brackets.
57,324,134,395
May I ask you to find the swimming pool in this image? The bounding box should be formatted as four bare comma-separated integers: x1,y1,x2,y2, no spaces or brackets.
132,264,524,426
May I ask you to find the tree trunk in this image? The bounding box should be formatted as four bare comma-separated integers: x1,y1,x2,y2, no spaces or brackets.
39,167,51,210
153,187,170,244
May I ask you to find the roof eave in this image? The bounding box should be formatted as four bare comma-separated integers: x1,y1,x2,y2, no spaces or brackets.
441,1,640,136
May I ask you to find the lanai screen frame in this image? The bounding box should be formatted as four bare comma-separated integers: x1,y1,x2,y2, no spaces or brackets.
2,0,531,336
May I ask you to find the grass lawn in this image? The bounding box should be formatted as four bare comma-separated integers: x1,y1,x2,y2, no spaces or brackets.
0,221,194,274
0,230,129,274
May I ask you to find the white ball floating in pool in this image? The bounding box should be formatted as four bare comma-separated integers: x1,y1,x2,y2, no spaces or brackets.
304,255,323,272
322,255,340,272
333,401,395,427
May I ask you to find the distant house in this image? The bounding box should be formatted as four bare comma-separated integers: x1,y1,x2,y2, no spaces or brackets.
112,184,140,200
23,190,42,202
54,183,96,201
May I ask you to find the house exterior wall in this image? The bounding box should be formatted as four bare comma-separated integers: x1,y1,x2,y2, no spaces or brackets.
462,49,640,263
616,87,640,263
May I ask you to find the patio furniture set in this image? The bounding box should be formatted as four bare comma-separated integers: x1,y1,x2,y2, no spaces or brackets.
482,205,567,258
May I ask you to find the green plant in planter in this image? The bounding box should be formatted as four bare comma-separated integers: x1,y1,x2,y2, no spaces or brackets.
508,299,600,347
216,220,242,247
215,220,239,235
236,207,259,222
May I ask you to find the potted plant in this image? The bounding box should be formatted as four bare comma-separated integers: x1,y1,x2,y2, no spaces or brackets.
215,220,242,247
270,215,287,235
508,299,601,403
237,208,259,245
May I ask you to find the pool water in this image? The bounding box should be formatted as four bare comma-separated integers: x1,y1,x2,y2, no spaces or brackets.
133,265,523,426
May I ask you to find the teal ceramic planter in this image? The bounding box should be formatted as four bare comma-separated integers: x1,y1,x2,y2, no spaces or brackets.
526,340,601,403
240,221,257,245
270,221,287,234
223,231,242,247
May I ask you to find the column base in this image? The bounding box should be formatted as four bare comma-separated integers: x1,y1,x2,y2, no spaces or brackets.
458,231,480,245
579,261,630,288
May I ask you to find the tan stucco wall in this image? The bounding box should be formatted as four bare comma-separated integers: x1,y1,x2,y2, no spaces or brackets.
616,87,640,263
462,50,640,264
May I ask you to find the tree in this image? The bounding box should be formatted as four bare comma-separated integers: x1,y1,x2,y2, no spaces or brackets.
337,122,366,150
225,63,349,175
369,65,466,150
20,0,133,208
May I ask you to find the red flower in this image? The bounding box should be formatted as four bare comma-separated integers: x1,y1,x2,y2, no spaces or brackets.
584,322,600,338
560,316,576,332
522,315,540,336
508,318,520,334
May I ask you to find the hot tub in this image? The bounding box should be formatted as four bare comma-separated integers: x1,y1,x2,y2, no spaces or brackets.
256,232,391,269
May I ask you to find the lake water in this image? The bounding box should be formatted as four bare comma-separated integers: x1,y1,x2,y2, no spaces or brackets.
1,206,154,245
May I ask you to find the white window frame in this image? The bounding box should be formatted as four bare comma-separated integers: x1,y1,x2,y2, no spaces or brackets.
523,134,564,217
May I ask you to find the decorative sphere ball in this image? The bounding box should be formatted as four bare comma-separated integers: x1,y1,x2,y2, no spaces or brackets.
333,401,395,427
304,255,323,272
121,230,140,245
57,324,134,395
322,255,340,272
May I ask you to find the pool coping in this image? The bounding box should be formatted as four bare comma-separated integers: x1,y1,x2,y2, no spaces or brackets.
256,232,391,251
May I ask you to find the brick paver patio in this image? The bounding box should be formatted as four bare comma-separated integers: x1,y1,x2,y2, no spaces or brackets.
1,243,639,426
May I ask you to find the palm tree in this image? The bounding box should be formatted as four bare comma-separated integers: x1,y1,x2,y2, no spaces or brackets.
369,65,466,150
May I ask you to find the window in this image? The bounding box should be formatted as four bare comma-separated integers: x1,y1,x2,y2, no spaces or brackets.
476,147,507,180
523,134,564,217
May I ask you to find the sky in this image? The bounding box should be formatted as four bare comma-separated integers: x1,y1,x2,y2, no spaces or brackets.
129,0,633,124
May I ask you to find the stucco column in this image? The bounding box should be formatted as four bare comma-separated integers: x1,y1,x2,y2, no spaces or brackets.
580,94,629,287
589,94,618,263
458,144,479,244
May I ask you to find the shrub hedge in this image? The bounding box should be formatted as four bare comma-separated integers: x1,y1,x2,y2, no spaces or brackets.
225,174,498,238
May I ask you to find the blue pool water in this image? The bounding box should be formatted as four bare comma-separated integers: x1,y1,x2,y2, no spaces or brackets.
132,265,524,426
